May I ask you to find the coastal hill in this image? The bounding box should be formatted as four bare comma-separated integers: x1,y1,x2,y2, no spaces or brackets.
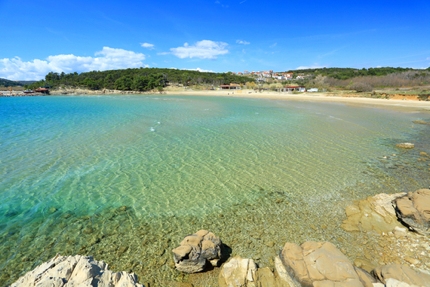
22,67,430,99
0,78,23,87
24,68,254,92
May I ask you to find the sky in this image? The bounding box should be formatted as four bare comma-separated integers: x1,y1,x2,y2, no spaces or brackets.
1,0,430,80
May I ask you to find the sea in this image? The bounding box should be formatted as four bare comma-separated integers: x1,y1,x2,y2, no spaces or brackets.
1,95,429,286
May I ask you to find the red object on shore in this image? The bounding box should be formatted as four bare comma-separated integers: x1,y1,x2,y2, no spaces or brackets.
35,88,50,94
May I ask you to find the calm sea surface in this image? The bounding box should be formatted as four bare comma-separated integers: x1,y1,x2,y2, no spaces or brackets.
1,95,429,285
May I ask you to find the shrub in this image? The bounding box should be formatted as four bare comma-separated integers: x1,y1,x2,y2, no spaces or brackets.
351,82,373,92
418,94,430,101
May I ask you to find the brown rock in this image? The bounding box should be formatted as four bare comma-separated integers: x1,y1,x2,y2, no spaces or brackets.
341,193,406,234
11,255,144,287
354,267,377,287
218,256,257,287
172,230,223,273
396,143,415,149
371,264,430,286
279,241,364,287
394,189,430,235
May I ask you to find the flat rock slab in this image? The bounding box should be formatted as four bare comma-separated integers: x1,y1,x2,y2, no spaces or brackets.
342,193,406,234
279,241,365,287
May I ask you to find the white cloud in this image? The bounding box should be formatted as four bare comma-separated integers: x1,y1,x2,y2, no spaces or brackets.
296,65,325,70
141,42,155,49
170,40,228,59
236,40,250,45
0,47,146,80
185,67,214,73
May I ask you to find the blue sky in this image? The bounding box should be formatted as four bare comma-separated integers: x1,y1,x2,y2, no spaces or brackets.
1,0,429,80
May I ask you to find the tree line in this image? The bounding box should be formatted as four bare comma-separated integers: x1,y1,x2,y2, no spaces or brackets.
0,78,23,87
25,68,254,91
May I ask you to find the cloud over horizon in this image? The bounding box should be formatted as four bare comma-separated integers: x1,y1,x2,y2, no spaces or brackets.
0,47,146,80
236,40,250,45
170,40,228,59
141,43,155,49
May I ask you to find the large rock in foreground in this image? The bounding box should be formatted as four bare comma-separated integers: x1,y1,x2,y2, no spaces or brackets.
394,189,430,235
11,254,143,287
279,241,369,287
172,230,223,273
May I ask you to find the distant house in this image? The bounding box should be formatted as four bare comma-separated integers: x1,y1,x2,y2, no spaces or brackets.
220,83,241,90
284,72,294,79
35,87,50,94
284,85,306,92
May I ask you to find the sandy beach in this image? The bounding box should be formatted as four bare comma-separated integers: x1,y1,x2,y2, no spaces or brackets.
163,88,430,111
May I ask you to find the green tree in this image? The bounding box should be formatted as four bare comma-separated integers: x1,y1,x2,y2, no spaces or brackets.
114,76,133,90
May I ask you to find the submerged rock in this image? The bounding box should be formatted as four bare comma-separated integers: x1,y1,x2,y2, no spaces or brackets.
394,189,430,235
341,193,406,234
395,143,415,149
11,254,144,287
172,230,223,273
279,241,365,287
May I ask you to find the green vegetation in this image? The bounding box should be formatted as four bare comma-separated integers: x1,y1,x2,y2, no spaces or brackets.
0,78,22,87
287,67,412,80
25,68,254,92
280,68,430,93
418,94,430,101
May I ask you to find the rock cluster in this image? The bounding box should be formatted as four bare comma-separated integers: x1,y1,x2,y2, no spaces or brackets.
11,254,143,287
342,189,430,236
394,189,430,235
172,229,223,273
218,241,430,287
12,188,430,287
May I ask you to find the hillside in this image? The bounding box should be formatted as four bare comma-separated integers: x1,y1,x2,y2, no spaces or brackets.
25,68,255,92
0,78,23,87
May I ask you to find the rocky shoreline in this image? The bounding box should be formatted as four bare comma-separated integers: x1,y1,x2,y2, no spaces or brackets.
11,189,430,287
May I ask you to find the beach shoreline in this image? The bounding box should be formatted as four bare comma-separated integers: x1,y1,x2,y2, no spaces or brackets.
164,89,430,111
42,87,430,111
4,87,430,112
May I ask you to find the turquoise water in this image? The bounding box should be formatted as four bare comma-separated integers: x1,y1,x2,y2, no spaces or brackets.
1,95,429,286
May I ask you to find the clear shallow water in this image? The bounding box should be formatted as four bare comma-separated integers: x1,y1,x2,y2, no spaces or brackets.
1,95,429,286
